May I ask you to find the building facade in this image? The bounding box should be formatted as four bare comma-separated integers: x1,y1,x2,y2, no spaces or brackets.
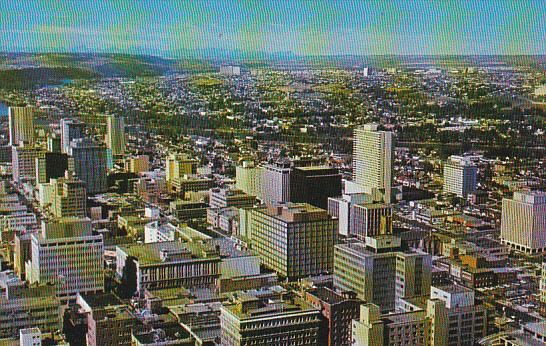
443,156,478,198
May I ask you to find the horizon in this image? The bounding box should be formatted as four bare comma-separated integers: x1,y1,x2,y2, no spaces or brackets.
1,0,545,57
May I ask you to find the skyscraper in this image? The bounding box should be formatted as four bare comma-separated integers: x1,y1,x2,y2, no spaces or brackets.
443,155,478,198
290,166,342,209
106,115,126,157
500,190,546,254
35,152,69,184
60,118,85,154
27,217,104,300
261,160,292,204
249,203,337,280
8,106,35,146
50,174,87,218
68,138,108,194
12,144,44,183
353,124,393,203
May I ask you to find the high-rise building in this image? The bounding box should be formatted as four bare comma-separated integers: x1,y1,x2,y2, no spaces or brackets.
60,118,85,154
328,192,372,237
68,138,108,194
27,217,104,300
249,203,336,280
12,144,44,183
124,155,149,173
443,155,478,198
106,115,126,157
46,133,61,153
235,161,263,199
8,106,35,146
500,190,546,254
50,174,87,218
305,287,362,346
334,236,431,312
209,187,256,209
220,297,321,346
290,166,342,209
351,203,392,240
35,152,69,184
353,124,393,203
261,161,292,204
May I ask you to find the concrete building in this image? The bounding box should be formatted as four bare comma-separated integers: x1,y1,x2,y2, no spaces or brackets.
50,174,87,218
334,236,431,312
352,300,448,346
144,221,176,243
235,161,263,199
500,190,546,254
261,161,292,204
46,133,61,153
351,203,392,240
249,203,337,280
209,187,256,209
35,152,69,184
60,118,85,154
353,124,393,203
220,297,321,346
106,115,126,157
115,241,220,294
443,156,478,198
12,144,44,183
8,107,35,146
166,154,198,184
305,287,362,346
68,138,108,194
27,218,104,300
124,155,149,173
328,192,372,237
0,271,60,339
290,166,342,209
19,327,42,346
77,293,138,346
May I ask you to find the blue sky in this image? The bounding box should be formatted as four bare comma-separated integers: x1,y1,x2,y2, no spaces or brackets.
1,0,544,56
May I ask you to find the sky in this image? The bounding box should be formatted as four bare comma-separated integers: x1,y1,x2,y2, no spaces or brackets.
0,0,545,57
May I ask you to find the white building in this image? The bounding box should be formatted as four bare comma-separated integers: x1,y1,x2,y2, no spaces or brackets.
501,191,546,254
144,221,176,243
443,155,478,198
60,118,85,154
19,327,41,346
353,124,393,203
261,161,291,204
27,218,104,300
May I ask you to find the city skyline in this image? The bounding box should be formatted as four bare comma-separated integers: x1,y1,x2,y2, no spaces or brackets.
1,0,545,57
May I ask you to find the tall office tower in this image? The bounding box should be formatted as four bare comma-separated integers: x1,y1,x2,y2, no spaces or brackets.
352,301,448,346
209,187,256,209
27,217,104,300
46,133,61,153
328,192,372,237
106,115,126,157
261,160,292,204
334,236,431,312
60,118,85,154
220,297,321,346
35,152,69,184
500,190,546,254
50,174,87,218
235,161,263,199
290,166,342,209
12,144,44,183
443,155,478,198
305,287,362,346
165,153,198,187
351,203,393,240
8,106,35,146
124,154,149,173
353,124,393,203
68,138,108,194
249,203,336,280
